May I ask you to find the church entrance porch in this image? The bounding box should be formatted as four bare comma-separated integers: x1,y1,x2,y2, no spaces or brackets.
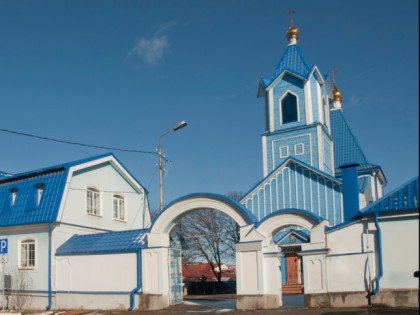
275,227,309,295
283,251,304,294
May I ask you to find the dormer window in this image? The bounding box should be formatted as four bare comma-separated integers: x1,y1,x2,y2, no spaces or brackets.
10,188,18,206
35,183,44,206
87,187,101,216
281,92,298,124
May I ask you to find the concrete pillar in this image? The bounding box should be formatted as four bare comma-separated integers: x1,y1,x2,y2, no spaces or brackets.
236,240,283,310
140,233,170,310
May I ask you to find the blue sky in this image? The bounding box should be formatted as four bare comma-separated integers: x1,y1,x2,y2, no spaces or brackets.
0,0,418,210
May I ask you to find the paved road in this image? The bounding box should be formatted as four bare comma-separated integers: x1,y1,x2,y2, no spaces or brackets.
102,303,419,315
99,294,418,315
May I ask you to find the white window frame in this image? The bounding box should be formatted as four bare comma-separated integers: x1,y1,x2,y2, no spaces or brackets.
279,91,300,126
294,143,304,156
113,195,126,222
10,188,18,205
19,238,36,270
35,183,44,206
86,187,101,216
279,145,289,158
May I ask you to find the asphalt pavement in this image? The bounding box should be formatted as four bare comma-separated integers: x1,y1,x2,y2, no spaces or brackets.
97,294,419,315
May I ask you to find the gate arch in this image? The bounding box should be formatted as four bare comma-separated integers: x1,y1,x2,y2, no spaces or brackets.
254,209,324,238
150,193,257,234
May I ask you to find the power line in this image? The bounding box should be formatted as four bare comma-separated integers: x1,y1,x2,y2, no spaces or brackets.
0,127,158,156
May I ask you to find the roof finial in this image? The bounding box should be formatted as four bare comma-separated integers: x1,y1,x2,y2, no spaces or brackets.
288,9,295,26
286,9,299,45
330,70,343,109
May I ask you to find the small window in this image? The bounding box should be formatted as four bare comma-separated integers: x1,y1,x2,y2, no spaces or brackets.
35,183,44,206
20,239,36,269
87,188,101,216
113,195,126,221
279,146,289,158
10,188,18,206
281,93,298,124
295,143,304,156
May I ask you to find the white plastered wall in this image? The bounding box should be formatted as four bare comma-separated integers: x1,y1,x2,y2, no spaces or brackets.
55,253,137,292
325,220,377,293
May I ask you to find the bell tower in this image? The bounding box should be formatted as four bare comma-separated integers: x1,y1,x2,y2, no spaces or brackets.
258,11,334,177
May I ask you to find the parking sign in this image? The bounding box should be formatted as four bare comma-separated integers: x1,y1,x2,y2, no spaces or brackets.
0,239,7,255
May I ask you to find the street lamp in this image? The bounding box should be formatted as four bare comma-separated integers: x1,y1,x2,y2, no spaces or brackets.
159,121,187,210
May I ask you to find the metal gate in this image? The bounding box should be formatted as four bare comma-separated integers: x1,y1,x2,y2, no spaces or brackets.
169,248,182,304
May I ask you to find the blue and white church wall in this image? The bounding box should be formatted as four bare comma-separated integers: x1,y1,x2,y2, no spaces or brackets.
240,158,343,225
260,61,334,177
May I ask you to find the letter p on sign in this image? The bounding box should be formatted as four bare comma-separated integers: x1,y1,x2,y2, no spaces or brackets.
0,239,7,254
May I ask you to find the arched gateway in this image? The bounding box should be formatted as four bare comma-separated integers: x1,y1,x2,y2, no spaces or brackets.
140,193,327,311
150,193,257,233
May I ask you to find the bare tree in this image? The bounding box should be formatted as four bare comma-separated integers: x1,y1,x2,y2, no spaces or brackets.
170,192,243,292
8,269,33,311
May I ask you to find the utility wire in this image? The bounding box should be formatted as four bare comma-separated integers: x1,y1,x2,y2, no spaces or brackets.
0,127,158,156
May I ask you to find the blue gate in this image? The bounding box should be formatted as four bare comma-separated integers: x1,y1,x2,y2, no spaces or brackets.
169,248,182,304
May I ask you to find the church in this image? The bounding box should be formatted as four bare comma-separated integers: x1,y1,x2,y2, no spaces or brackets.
237,12,417,307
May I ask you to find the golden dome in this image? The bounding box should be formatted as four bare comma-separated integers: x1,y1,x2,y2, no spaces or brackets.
286,25,299,41
332,85,343,102
286,10,299,42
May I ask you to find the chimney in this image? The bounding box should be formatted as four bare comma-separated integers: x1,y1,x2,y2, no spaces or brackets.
339,163,360,222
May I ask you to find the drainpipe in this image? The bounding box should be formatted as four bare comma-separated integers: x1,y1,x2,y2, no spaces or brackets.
46,222,52,310
366,212,383,306
339,163,360,222
128,250,143,311
372,213,383,295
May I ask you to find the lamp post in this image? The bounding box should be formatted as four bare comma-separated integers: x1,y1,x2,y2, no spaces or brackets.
159,121,187,210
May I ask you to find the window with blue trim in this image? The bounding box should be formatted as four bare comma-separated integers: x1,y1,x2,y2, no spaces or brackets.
281,93,298,124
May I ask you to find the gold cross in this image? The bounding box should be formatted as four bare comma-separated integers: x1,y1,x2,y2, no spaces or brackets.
288,9,295,26
331,70,337,85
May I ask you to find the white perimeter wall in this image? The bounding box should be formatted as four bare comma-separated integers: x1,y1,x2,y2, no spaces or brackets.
56,253,137,292
326,220,376,292
379,215,419,289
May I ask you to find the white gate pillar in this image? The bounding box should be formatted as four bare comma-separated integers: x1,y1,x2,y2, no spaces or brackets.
139,232,170,310
236,225,283,310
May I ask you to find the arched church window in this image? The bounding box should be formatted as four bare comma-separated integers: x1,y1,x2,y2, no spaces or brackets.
281,93,298,124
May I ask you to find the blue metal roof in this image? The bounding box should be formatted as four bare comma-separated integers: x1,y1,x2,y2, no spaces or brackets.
261,44,310,88
274,227,310,244
56,229,148,255
330,109,385,179
360,177,419,215
0,153,116,227
240,156,342,204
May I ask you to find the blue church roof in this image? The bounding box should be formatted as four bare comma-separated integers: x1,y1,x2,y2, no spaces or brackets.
330,109,385,181
261,44,310,88
0,153,115,227
56,229,148,255
360,177,419,215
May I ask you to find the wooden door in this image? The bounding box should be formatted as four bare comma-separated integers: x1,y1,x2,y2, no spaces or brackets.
286,252,299,285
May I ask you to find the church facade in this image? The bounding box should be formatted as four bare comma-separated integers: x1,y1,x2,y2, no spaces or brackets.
239,13,412,303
